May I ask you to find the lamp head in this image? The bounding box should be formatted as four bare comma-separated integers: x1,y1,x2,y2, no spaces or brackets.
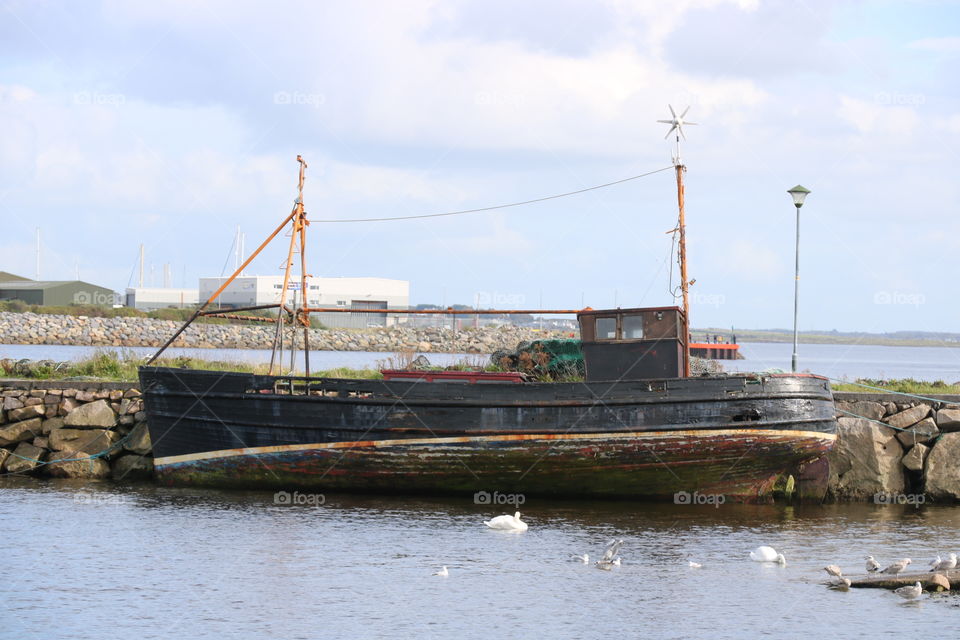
787,184,811,208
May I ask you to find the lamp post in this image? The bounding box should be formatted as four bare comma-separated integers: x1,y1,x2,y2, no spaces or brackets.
787,185,810,373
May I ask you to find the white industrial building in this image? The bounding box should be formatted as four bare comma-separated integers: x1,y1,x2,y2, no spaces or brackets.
125,287,199,310
198,275,409,328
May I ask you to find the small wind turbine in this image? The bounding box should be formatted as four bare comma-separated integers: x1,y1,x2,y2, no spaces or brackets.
658,105,697,165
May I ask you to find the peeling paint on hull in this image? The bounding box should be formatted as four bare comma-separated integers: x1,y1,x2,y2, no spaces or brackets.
139,367,838,501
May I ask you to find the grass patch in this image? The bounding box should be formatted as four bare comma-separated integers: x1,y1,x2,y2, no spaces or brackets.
831,378,960,395
0,350,387,382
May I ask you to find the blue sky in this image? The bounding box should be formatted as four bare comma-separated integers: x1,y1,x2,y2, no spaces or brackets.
1,0,958,332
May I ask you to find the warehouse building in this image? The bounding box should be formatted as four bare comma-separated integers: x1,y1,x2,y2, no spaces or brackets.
198,275,409,328
125,287,200,310
0,273,118,306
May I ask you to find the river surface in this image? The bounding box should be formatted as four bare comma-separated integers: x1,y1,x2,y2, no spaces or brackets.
2,341,960,381
1,479,957,639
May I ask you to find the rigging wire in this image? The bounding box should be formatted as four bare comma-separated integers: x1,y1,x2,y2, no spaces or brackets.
312,166,674,223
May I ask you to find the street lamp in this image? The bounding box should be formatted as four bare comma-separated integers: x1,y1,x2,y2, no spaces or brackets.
787,185,810,373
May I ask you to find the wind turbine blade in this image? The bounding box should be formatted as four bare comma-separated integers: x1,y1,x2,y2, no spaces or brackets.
680,106,690,119
679,127,687,141
656,120,673,124
664,125,677,139
668,104,677,118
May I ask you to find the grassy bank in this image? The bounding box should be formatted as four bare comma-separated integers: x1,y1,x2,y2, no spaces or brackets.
830,378,960,395
0,350,382,382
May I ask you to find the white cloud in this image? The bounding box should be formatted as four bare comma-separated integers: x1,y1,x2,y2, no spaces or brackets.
837,95,920,136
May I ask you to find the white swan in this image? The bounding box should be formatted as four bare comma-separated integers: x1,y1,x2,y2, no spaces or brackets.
750,546,785,564
433,566,448,577
483,511,528,531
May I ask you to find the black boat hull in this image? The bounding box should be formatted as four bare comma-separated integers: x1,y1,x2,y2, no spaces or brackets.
138,367,837,501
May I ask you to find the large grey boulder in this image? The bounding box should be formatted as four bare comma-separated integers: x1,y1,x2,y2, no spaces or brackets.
63,399,117,428
835,401,885,421
123,422,152,455
7,404,45,422
896,417,940,447
935,408,960,433
828,417,905,499
886,404,930,430
901,443,929,472
111,454,154,480
44,450,111,479
3,442,45,474
925,432,960,500
48,428,120,455
0,418,44,447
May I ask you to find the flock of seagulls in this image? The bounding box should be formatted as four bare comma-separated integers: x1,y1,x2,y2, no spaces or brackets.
434,513,953,604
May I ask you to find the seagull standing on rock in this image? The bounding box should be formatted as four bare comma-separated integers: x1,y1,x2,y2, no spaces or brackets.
928,555,941,569
933,553,957,571
865,556,881,572
823,565,843,578
881,558,912,574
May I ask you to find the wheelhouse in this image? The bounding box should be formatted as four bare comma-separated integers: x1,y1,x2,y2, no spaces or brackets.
577,307,688,381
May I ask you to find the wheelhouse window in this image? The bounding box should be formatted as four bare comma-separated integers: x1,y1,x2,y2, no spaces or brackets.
595,317,617,340
622,315,644,340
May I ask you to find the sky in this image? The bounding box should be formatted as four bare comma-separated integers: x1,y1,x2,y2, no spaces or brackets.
0,0,958,333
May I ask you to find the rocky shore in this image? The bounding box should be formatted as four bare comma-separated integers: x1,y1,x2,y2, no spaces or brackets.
3,380,959,502
828,393,960,502
0,311,570,353
0,380,151,481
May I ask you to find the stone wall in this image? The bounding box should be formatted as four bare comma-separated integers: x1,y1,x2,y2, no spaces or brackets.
0,380,152,481
3,381,959,502
829,392,960,502
0,311,571,353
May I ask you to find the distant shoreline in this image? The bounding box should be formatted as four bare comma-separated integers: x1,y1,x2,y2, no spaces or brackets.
693,329,960,349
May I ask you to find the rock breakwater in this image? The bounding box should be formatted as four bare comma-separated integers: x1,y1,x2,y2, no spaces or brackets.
0,311,571,353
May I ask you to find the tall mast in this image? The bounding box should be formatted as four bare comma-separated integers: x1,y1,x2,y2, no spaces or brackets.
657,105,697,377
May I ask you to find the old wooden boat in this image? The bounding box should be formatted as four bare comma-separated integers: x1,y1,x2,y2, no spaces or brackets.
139,136,838,502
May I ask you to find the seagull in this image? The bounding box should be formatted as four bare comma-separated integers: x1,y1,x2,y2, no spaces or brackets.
433,566,449,577
865,556,881,572
881,558,912,574
750,546,785,564
688,560,703,569
928,555,942,569
893,581,923,600
572,554,589,564
933,553,957,571
483,511,528,532
829,577,852,590
595,538,624,570
823,565,843,578
658,105,698,140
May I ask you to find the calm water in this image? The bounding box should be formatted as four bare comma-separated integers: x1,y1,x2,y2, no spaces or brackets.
1,479,958,639
3,341,960,381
